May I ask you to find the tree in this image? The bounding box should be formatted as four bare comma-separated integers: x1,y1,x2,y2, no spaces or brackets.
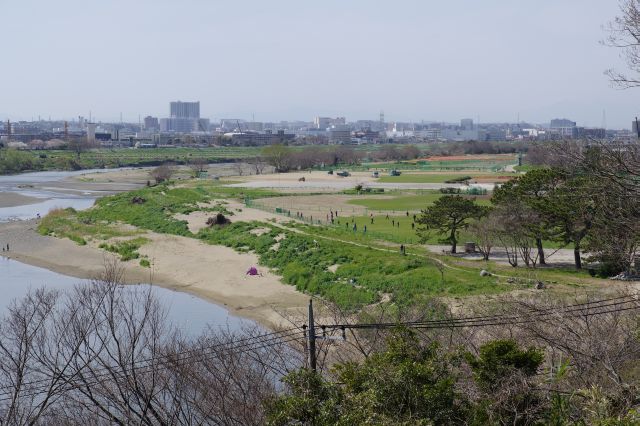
466,340,545,425
262,144,293,172
266,328,465,425
605,0,640,88
416,195,486,253
149,163,175,184
188,157,208,175
401,144,421,160
469,209,500,261
67,137,88,159
249,156,267,175
492,169,565,265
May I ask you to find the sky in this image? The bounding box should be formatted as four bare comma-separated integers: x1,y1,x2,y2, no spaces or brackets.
0,0,637,129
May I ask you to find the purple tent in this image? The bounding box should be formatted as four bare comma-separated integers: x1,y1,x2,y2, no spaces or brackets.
246,266,259,276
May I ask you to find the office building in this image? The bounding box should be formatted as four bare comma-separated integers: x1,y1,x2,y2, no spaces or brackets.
461,118,474,131
550,118,576,128
144,116,159,130
170,101,200,119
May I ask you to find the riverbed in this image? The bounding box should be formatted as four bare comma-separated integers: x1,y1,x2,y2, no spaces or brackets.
0,167,258,333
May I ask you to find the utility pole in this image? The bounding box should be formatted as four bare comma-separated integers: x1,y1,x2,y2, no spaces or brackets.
307,299,317,371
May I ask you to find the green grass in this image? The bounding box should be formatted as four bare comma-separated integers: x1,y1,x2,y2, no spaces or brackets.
377,173,502,184
38,207,143,244
197,221,511,310
99,237,150,261
361,155,517,172
348,193,491,211
514,164,542,173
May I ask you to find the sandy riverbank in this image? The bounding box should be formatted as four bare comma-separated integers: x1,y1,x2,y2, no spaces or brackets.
0,219,308,329
0,192,47,208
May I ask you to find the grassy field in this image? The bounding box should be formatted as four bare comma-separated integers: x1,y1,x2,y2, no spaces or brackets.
348,193,491,211
377,173,504,184
362,155,517,172
38,180,517,310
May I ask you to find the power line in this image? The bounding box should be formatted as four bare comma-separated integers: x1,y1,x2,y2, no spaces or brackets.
318,295,639,331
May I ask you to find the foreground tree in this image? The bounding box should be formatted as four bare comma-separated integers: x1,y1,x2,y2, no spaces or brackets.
605,0,640,88
266,329,465,425
416,195,486,253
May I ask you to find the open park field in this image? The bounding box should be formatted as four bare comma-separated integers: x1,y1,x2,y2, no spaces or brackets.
2,153,630,330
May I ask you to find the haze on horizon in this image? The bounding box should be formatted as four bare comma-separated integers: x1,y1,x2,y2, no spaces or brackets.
0,0,636,129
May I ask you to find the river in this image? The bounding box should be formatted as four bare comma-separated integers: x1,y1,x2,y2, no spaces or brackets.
0,168,250,333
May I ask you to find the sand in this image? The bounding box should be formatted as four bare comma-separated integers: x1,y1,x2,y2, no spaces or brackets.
0,219,308,329
0,192,47,208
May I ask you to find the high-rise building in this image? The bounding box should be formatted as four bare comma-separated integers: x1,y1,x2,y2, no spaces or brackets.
550,118,576,128
170,101,200,119
144,116,159,130
86,123,97,143
461,118,474,130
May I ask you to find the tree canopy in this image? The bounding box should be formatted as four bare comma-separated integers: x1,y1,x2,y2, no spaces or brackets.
416,195,486,253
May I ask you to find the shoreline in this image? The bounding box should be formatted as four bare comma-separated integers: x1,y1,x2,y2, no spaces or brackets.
0,220,308,330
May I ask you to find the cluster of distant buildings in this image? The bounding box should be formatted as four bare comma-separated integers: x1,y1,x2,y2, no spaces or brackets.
1,101,638,149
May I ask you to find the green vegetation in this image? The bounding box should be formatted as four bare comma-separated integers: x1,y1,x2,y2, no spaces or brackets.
197,220,508,309
417,195,487,253
38,207,142,244
99,237,150,261
348,192,491,211
364,155,516,172
139,258,151,268
378,173,498,183
0,147,263,174
267,330,560,425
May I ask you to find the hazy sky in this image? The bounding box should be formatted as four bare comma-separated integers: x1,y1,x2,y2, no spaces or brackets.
1,0,637,128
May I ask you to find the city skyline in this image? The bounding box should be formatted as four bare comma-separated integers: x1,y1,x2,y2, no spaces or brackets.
1,0,637,128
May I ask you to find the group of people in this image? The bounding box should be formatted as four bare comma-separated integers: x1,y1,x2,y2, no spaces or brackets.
2,244,9,252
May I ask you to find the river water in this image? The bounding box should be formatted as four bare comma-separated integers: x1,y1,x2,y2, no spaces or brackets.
0,168,249,333
0,169,119,222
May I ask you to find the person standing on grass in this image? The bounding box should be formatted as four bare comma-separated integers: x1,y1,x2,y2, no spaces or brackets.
392,219,395,226
371,217,374,224
364,225,367,233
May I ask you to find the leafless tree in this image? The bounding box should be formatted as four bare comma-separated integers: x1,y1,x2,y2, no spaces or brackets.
249,156,267,175
469,211,500,261
149,163,175,184
234,161,245,176
188,157,208,175
604,0,640,88
67,137,89,159
0,260,304,424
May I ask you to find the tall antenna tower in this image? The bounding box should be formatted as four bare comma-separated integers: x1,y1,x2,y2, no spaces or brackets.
6,120,10,140
64,121,69,141
379,110,385,124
